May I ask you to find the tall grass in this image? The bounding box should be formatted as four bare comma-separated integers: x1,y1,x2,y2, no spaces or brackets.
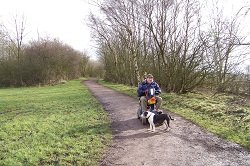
0,80,111,165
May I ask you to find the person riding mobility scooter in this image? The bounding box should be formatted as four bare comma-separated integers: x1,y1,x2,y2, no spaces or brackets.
137,74,162,125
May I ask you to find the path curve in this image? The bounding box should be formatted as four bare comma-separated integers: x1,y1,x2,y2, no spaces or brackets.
84,80,250,166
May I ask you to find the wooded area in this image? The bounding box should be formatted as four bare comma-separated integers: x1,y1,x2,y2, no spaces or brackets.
1,0,250,95
89,0,250,94
0,16,94,86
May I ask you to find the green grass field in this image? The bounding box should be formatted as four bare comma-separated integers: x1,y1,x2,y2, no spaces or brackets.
99,80,250,149
0,80,111,166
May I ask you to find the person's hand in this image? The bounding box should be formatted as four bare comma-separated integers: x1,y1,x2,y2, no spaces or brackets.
155,90,161,95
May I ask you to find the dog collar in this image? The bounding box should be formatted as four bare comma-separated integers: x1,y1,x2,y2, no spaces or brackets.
147,113,152,118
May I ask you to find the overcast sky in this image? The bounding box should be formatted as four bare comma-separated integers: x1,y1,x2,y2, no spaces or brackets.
0,0,97,59
0,0,249,66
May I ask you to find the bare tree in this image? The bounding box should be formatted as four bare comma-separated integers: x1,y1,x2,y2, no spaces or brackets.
205,3,250,92
4,15,27,86
89,0,250,94
90,0,147,84
0,24,9,59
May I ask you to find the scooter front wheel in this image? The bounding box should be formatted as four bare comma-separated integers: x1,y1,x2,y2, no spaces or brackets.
137,108,142,119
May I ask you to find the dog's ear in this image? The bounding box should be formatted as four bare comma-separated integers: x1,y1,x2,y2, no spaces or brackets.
144,111,148,116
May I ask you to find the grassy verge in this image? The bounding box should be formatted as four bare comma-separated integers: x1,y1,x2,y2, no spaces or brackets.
0,79,111,166
98,80,250,149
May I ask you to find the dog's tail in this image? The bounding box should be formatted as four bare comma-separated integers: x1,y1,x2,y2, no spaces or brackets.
169,115,175,121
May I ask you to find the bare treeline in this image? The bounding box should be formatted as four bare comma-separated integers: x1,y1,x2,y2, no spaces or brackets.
0,19,90,86
0,38,89,86
90,0,250,94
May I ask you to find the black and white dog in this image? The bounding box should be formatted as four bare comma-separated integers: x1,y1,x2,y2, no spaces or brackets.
144,111,174,132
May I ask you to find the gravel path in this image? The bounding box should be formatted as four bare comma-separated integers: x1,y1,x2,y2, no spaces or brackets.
84,80,250,166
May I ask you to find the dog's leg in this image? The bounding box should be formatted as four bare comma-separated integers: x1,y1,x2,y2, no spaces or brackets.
164,120,170,131
152,124,156,132
148,122,153,131
148,123,152,131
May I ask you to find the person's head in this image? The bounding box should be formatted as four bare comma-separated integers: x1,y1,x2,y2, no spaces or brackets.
146,74,154,84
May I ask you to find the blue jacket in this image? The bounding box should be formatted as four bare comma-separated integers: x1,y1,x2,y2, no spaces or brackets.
137,80,161,97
